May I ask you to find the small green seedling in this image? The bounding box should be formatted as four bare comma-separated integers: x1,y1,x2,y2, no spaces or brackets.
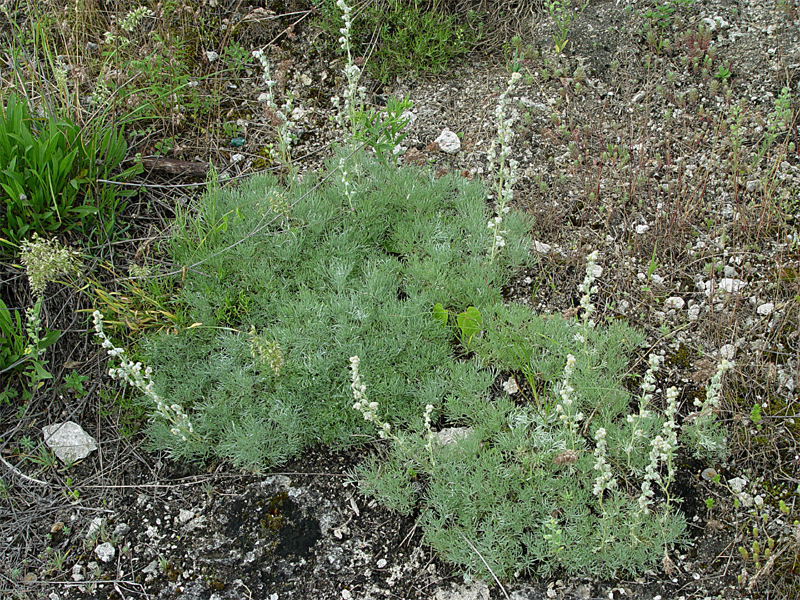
432,303,483,351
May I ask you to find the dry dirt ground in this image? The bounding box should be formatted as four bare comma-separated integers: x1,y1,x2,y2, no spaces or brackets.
2,0,800,599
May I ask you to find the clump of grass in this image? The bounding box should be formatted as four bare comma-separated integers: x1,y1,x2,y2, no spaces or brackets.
312,0,481,84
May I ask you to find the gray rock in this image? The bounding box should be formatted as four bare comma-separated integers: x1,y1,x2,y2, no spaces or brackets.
42,421,97,463
86,517,106,541
688,304,702,321
113,523,131,538
400,110,417,125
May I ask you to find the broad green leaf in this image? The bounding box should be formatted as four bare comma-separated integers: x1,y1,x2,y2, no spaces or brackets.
432,303,448,327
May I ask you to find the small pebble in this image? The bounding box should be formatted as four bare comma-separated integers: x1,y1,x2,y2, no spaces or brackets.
664,297,685,310
757,302,774,316
701,467,717,481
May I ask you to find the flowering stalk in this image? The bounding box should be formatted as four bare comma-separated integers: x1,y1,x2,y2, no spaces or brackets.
554,354,584,449
23,302,45,358
578,250,600,327
92,311,199,443
487,71,521,262
593,426,617,552
332,0,365,139
623,353,661,471
329,0,368,208
693,359,734,418
350,356,392,439
339,157,357,210
592,427,617,497
683,359,733,456
350,356,440,473
638,386,679,514
423,402,436,464
252,50,297,182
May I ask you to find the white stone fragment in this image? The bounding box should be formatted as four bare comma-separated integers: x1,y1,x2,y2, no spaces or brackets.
86,517,105,540
204,50,219,62
434,581,490,600
664,297,685,310
377,558,388,568
757,302,774,316
400,110,417,125
635,224,649,234
94,542,115,563
701,17,717,32
704,278,746,297
433,128,461,154
720,344,736,361
178,509,195,524
688,304,702,321
434,427,472,446
42,421,97,463
533,240,552,253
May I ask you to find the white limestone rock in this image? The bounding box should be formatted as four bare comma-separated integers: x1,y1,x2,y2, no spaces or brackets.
433,128,461,154
42,421,97,463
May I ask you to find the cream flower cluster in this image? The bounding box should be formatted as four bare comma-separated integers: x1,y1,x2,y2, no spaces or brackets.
555,354,584,446
592,427,617,497
350,356,391,439
20,234,81,299
638,386,679,513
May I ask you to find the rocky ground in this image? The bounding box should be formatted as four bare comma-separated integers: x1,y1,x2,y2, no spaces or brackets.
2,0,800,598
